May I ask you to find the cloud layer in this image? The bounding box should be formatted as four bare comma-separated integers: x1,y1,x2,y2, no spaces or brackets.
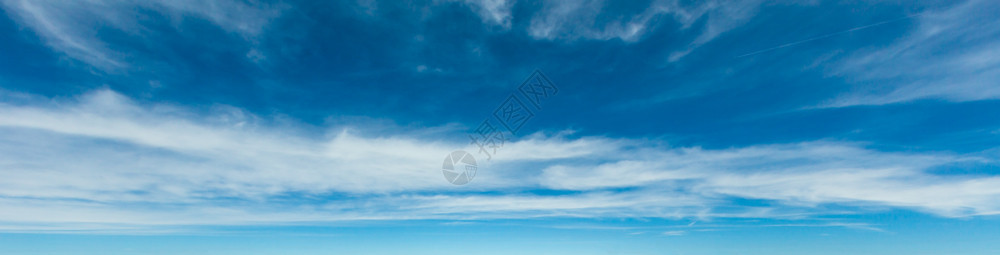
1,89,998,232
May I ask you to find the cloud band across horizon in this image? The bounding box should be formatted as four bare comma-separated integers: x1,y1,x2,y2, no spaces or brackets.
1,89,998,233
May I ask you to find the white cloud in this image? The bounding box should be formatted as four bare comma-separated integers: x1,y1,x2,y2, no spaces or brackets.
540,143,1000,217
667,0,762,61
1,89,999,232
149,0,283,37
527,0,666,42
662,230,685,236
823,0,1000,107
1,0,128,70
524,0,762,50
0,0,285,71
443,0,765,45
461,0,514,28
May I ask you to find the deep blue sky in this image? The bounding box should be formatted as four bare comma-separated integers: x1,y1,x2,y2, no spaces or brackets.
1,0,999,254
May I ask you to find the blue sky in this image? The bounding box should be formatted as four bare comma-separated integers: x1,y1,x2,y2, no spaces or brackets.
1,0,999,254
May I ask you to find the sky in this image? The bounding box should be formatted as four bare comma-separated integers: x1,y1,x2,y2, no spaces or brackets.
0,0,999,254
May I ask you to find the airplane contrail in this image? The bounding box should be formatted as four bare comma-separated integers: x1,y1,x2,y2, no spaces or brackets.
736,13,924,58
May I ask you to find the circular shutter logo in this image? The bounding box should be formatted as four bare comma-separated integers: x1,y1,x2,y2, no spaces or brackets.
442,150,477,185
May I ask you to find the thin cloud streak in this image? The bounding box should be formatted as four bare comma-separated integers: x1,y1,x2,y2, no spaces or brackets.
736,13,923,58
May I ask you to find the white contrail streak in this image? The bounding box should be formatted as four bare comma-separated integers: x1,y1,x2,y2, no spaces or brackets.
736,13,923,58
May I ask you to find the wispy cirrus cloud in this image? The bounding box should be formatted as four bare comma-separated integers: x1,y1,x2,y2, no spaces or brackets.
434,0,765,48
0,0,285,71
824,0,1000,107
1,89,999,233
526,0,762,45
